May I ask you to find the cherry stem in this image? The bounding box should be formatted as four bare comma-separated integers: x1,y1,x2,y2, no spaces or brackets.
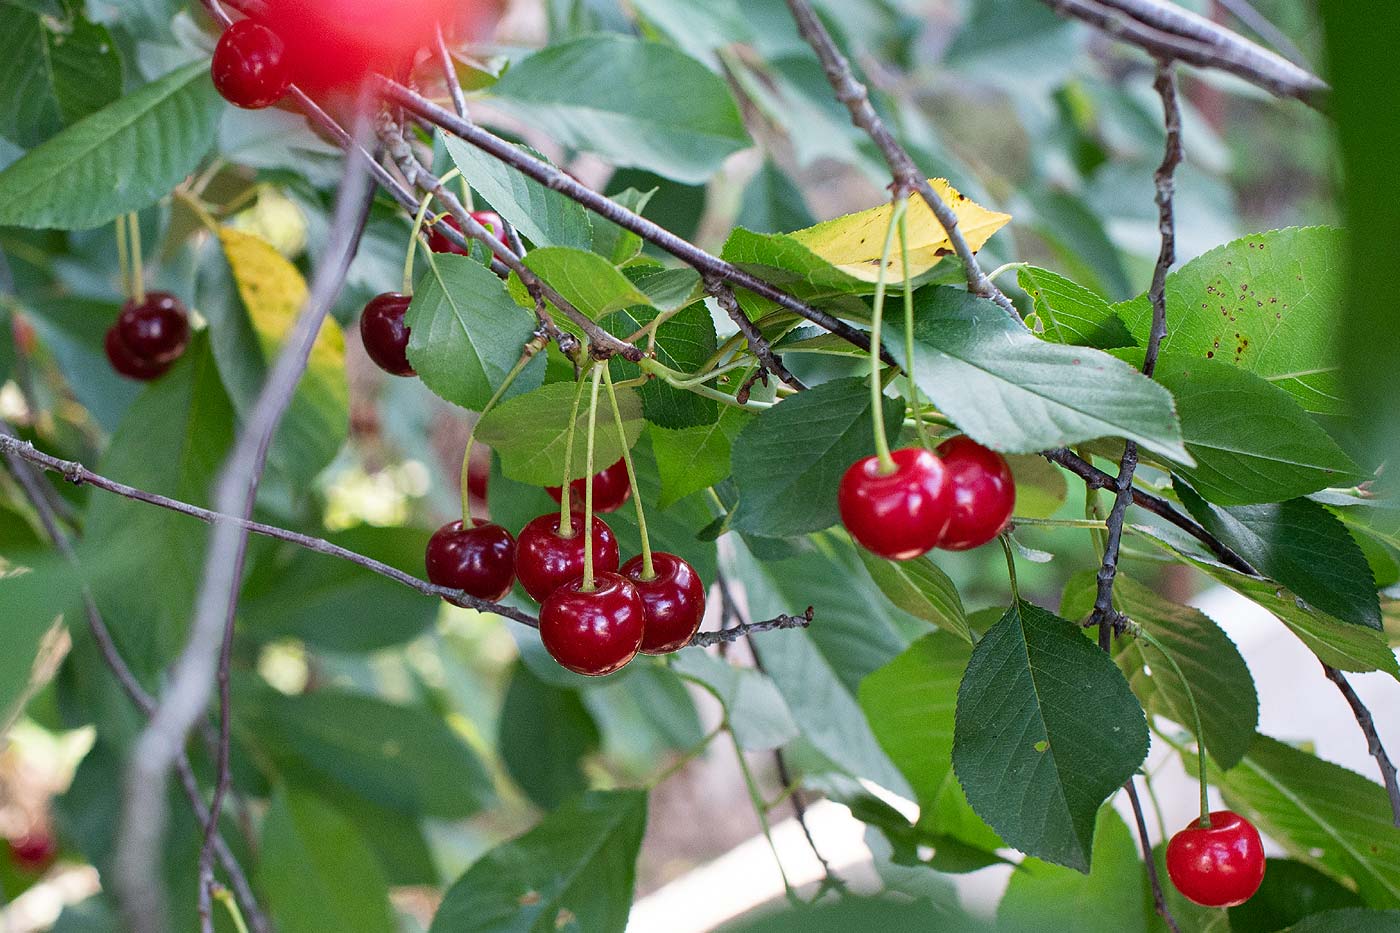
557,373,591,537
868,197,908,475
127,212,146,304
115,216,130,302
897,206,930,450
1000,533,1020,604
603,367,652,579
1135,627,1212,827
459,345,539,526
402,168,462,295
580,363,605,593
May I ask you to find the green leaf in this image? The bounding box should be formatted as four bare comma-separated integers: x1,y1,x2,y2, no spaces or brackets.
258,787,395,933
237,685,493,819
1018,266,1134,349
429,791,647,933
737,160,817,235
889,287,1187,460
476,379,644,486
730,377,904,538
238,527,439,652
649,410,749,509
725,897,976,932
1228,859,1364,933
591,186,654,264
604,303,718,429
0,555,78,732
858,552,970,644
499,662,601,810
1146,352,1357,505
406,253,545,411
0,2,123,147
997,808,1150,933
1178,484,1381,630
1214,736,1400,907
671,651,798,751
519,247,653,320
601,430,718,583
627,0,754,62
1284,909,1400,932
444,136,592,250
1006,453,1069,519
0,59,220,229
488,35,750,184
953,601,1149,871
1117,227,1346,417
721,227,871,303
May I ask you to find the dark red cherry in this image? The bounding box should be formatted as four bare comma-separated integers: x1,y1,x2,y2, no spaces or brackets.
211,19,291,110
539,572,645,676
104,327,171,382
936,435,1016,551
359,292,415,377
838,447,953,560
466,444,491,504
8,831,57,873
115,292,190,364
426,215,470,256
514,513,620,603
1166,810,1266,908
546,459,632,514
621,553,706,655
425,520,516,603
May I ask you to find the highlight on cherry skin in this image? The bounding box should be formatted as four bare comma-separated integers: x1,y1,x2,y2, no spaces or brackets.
838,447,954,561
547,459,633,514
539,572,646,677
1165,810,1266,908
514,513,621,603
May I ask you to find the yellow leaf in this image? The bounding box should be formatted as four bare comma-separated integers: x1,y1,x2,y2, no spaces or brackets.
790,179,1010,283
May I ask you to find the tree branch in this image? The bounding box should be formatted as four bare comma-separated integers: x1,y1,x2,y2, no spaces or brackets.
705,277,806,397
1322,663,1400,827
1126,777,1181,933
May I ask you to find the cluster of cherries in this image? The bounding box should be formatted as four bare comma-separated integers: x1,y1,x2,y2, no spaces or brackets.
425,460,706,677
103,292,192,381
840,435,1017,560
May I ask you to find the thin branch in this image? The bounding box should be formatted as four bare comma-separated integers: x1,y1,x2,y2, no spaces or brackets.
1037,0,1327,107
1211,0,1309,68
1322,664,1400,827
782,0,1021,323
1126,777,1181,933
1088,62,1181,645
689,608,814,648
435,25,469,120
705,277,806,397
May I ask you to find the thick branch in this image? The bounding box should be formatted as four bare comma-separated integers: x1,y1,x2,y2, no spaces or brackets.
1322,664,1400,827
705,277,806,397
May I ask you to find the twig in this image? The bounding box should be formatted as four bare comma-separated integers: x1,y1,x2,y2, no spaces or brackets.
782,0,1021,323
1211,0,1308,68
1126,777,1181,933
1322,664,1400,827
1087,62,1181,646
435,25,469,120
705,277,806,397
115,124,374,933
688,608,814,648
1036,0,1327,106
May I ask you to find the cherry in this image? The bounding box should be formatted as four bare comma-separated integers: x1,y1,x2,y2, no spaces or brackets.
466,443,491,504
539,572,645,676
839,447,954,561
8,831,57,873
359,292,415,376
425,520,516,602
104,327,172,382
546,459,632,514
935,436,1016,551
621,553,706,655
426,212,509,256
115,292,190,364
1166,810,1266,908
514,513,620,603
212,19,292,109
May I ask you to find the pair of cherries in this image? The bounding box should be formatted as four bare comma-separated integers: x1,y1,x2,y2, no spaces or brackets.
424,461,705,676
1166,810,1266,907
359,213,509,378
840,436,1016,560
104,292,191,381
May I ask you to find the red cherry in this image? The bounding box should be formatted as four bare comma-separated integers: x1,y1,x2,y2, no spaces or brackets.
1166,810,1266,908
359,292,415,376
539,572,645,676
212,19,291,109
546,459,632,514
8,831,57,873
425,520,516,602
104,327,171,382
935,436,1016,551
466,444,491,503
426,215,470,256
621,553,706,655
470,211,509,252
115,292,190,364
514,513,620,603
838,447,953,561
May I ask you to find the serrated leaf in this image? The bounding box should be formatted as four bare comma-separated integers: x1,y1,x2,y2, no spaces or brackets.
1018,265,1134,348
737,160,816,235
604,303,718,428
0,59,219,229
671,651,798,751
649,411,748,509
591,187,654,264
1284,909,1400,932
0,3,123,147
953,601,1149,871
1228,859,1364,932
405,253,544,411
476,379,644,486
889,287,1188,460
443,136,592,250
721,226,874,302
499,662,601,810
730,377,904,538
488,35,749,184
429,791,647,933
858,552,970,644
789,180,1010,283
514,246,653,323
1213,736,1400,907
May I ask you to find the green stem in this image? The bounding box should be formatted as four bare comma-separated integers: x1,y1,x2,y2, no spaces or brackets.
460,346,540,525
638,358,777,410
987,261,1030,283
730,730,795,898
401,169,462,295
897,204,931,450
1001,533,1021,604
648,726,723,788
1135,628,1212,826
214,887,251,933
581,364,605,592
1011,516,1110,529
604,367,653,578
869,198,908,474
557,374,591,537
115,216,130,302
127,212,145,304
